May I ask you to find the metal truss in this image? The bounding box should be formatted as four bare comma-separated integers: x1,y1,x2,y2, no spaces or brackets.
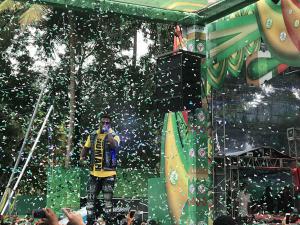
237,157,293,169
288,127,300,159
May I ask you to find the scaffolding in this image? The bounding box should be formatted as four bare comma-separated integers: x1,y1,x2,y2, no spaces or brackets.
213,147,296,218
287,127,300,159
211,72,300,219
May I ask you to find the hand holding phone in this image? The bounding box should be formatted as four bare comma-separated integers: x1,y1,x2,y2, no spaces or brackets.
286,213,290,224
34,208,59,225
32,209,46,218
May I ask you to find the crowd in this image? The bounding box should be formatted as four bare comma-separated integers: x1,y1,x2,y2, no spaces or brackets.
260,186,294,214
0,212,233,225
236,184,299,224
0,208,158,225
1,209,298,225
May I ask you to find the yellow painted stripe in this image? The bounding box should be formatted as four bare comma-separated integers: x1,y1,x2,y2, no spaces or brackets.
165,113,188,225
187,32,206,40
209,23,258,58
166,2,205,11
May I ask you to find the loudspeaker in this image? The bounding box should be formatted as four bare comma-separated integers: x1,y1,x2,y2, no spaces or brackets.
155,50,204,112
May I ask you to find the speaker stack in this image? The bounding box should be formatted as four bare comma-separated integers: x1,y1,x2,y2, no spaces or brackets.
155,50,204,113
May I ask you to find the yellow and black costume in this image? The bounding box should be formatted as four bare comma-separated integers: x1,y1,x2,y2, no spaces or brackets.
82,128,120,225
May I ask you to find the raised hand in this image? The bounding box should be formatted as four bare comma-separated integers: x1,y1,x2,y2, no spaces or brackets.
62,208,85,225
40,208,59,225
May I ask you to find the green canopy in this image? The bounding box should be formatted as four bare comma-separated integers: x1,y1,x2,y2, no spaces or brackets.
26,0,258,25
104,0,219,12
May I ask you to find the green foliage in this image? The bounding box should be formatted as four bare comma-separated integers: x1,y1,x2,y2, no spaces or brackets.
0,26,46,195
0,7,173,196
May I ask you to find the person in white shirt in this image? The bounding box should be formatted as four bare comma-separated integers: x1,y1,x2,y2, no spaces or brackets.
237,184,251,224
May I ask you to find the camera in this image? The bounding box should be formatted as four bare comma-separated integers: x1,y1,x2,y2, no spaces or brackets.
129,210,136,219
32,209,46,218
286,213,290,224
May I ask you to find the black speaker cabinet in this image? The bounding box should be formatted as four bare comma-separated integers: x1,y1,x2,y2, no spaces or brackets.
155,50,204,112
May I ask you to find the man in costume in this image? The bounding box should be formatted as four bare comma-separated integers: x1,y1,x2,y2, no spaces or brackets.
80,114,120,225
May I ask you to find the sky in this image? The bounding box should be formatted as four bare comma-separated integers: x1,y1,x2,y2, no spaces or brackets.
22,28,151,74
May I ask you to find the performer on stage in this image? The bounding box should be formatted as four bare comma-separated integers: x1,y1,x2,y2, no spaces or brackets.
80,114,120,225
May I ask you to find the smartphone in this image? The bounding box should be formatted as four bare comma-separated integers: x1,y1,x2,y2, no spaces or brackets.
129,210,136,219
32,209,46,218
286,213,290,224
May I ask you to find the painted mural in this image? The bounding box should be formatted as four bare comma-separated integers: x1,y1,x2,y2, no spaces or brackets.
185,0,300,88
149,1,299,225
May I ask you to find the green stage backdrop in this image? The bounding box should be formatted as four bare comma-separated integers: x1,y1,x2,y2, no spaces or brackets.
46,167,157,215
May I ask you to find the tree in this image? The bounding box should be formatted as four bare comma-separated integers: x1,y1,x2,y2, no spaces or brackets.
0,25,43,195
0,0,49,27
0,4,175,196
